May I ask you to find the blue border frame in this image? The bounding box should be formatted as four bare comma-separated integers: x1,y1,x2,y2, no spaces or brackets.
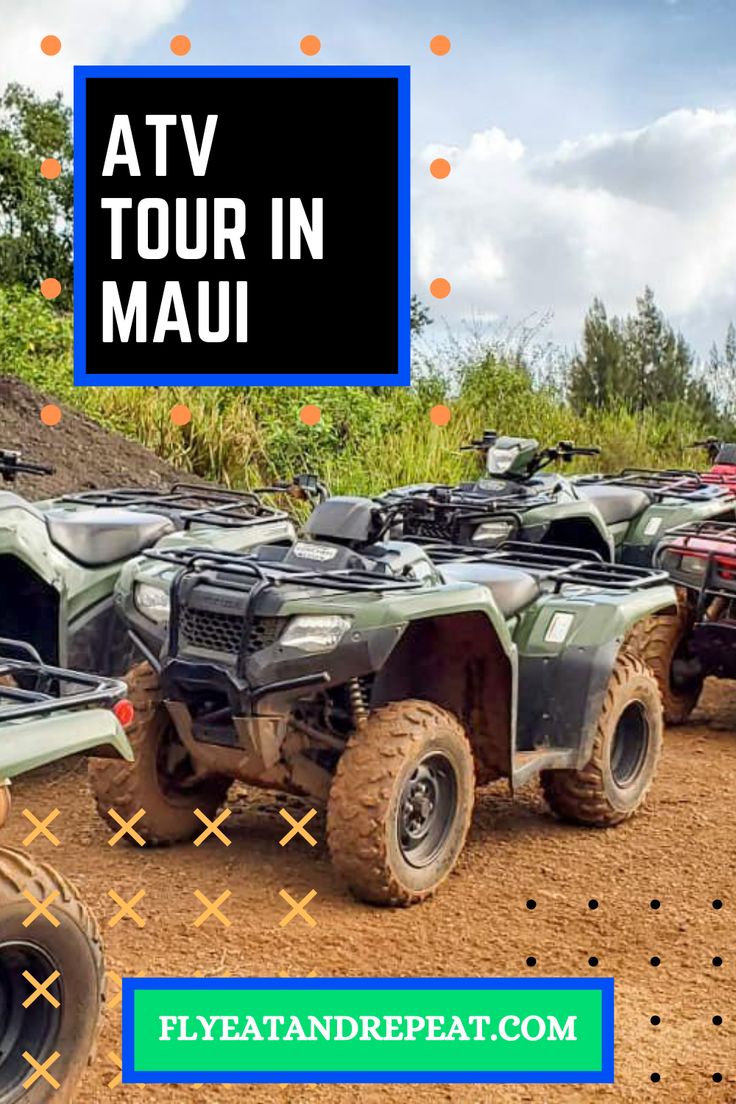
121,976,614,1085
73,65,410,387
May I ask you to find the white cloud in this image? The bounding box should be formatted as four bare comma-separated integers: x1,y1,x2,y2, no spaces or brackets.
414,109,736,351
0,0,188,98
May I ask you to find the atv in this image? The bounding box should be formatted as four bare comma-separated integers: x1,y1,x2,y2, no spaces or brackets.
0,447,300,674
387,432,736,566
0,639,133,1102
90,494,677,907
629,518,736,724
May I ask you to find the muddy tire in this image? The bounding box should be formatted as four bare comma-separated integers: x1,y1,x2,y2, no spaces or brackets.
627,600,703,725
0,847,104,1104
541,652,662,827
327,700,475,907
88,661,230,845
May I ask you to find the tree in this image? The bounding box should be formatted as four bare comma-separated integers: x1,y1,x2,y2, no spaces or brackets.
569,287,698,414
569,297,626,411
410,294,432,335
0,83,73,307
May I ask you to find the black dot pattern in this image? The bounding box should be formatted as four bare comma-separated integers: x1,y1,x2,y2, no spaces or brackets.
526,956,536,967
650,899,661,910
588,899,599,910
650,956,661,967
526,899,536,910
650,1072,661,1083
650,1015,661,1025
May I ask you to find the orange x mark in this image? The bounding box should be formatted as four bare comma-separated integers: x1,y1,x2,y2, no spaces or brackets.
108,888,146,928
22,889,60,927
23,968,60,1009
194,807,232,847
22,807,61,847
107,970,145,1009
107,1050,122,1089
23,1050,60,1090
107,807,146,847
193,889,231,928
279,808,317,847
279,888,317,928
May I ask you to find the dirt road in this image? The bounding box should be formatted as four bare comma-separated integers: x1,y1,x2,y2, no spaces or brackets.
7,681,735,1104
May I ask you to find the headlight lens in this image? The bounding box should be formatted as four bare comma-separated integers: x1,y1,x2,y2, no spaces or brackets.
280,615,351,652
472,520,514,545
134,582,170,624
487,446,518,474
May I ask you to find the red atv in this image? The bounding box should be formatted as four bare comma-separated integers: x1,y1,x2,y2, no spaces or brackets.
690,437,736,484
636,518,736,724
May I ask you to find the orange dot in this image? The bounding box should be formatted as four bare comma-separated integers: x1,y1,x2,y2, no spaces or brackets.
170,34,191,56
40,278,61,300
170,403,192,426
430,277,451,299
430,404,452,427
41,158,62,180
40,404,62,427
300,404,321,426
300,35,321,56
430,35,451,56
40,35,62,55
430,158,451,179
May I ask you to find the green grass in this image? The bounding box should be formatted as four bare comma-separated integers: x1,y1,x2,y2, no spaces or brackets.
0,285,717,491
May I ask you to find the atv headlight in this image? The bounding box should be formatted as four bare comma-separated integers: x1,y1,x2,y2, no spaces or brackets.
134,582,170,625
487,446,518,474
472,520,514,545
280,615,351,653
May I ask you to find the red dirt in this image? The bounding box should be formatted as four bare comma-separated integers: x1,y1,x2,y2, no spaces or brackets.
4,678,733,1104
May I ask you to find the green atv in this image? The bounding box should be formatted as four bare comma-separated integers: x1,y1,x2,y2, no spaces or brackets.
0,447,299,673
387,431,736,564
91,495,677,906
0,639,133,1102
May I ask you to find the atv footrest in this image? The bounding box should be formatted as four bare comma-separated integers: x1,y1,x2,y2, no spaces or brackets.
691,621,736,679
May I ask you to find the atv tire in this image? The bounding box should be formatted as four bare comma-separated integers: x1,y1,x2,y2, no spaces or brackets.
541,652,662,827
627,599,703,725
327,700,475,906
0,847,103,1103
88,661,230,845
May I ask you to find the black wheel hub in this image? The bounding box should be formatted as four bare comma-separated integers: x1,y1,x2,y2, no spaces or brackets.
0,941,60,1098
398,753,458,868
611,700,650,787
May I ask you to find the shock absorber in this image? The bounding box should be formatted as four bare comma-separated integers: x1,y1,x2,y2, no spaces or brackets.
348,677,369,728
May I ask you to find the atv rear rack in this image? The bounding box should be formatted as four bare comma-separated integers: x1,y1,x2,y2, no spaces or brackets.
61,483,289,529
0,640,127,722
576,469,736,502
655,520,736,601
420,539,670,592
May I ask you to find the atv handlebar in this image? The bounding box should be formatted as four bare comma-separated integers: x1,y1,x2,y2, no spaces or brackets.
254,473,330,507
0,449,54,483
528,443,601,474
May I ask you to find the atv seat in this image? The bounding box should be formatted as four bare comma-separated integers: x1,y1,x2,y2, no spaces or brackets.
575,484,651,525
439,562,539,617
46,508,175,566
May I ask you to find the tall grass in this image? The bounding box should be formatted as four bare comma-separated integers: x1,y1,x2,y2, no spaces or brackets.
0,286,717,491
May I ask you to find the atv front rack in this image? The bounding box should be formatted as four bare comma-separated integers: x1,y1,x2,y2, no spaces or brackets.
396,484,559,542
144,546,427,593
577,469,736,502
655,520,736,601
0,640,127,722
61,483,289,529
420,539,671,592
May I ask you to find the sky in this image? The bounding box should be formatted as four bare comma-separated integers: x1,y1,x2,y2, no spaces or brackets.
5,0,736,354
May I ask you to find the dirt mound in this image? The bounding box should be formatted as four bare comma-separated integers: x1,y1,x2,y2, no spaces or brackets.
0,376,184,498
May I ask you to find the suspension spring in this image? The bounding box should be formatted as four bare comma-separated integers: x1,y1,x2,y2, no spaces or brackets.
348,677,369,727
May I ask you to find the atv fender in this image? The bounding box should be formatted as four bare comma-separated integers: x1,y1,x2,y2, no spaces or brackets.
0,709,133,778
512,583,676,786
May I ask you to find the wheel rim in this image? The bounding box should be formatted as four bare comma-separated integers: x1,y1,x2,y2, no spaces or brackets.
397,752,458,868
0,941,60,1097
610,700,650,787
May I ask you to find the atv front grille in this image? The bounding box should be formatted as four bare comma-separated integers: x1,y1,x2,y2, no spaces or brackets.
407,518,454,541
178,608,282,656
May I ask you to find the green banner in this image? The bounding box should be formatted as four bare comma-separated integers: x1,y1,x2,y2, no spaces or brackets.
123,979,613,1084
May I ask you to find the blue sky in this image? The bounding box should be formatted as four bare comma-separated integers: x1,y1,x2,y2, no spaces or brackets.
7,0,736,352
